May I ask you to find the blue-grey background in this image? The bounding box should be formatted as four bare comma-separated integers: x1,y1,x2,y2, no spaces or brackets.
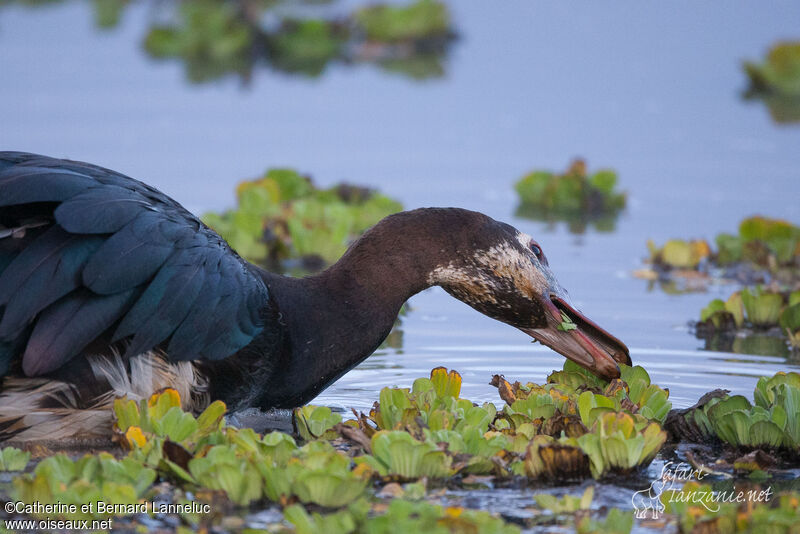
1,1,799,409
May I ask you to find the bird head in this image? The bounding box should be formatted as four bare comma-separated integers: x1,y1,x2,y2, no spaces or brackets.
429,218,630,379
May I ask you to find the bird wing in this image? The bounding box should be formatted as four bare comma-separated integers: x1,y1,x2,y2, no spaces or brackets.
0,152,269,377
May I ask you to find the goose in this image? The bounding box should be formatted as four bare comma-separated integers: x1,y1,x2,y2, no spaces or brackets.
0,152,629,441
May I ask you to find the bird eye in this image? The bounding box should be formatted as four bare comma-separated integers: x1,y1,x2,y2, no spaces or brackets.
529,240,547,265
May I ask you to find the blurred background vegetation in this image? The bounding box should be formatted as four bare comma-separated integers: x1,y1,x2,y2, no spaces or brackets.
1,0,456,82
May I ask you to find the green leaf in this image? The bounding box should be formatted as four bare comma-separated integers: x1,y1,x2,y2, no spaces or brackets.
0,447,30,471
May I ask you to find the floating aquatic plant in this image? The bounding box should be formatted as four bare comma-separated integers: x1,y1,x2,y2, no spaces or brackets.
743,41,800,123
646,239,711,270
285,498,520,534
522,411,665,480
268,18,346,77
361,367,497,436
640,216,800,294
534,486,594,515
699,292,745,330
113,388,226,449
144,0,252,83
744,41,800,96
0,446,30,471
355,430,454,479
188,444,263,506
494,361,671,427
202,169,402,270
260,441,373,508
523,435,591,481
514,159,626,233
576,508,633,534
741,287,785,327
716,216,800,268
12,453,156,520
495,362,668,480
138,0,456,83
294,405,342,441
350,368,507,475
697,288,800,349
355,0,450,43
575,412,666,478
666,371,800,455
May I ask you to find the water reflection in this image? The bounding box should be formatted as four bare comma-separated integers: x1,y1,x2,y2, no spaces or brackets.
697,331,797,360
2,0,457,83
514,204,620,235
744,91,800,125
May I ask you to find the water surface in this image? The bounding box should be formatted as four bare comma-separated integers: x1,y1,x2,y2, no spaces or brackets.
1,1,799,414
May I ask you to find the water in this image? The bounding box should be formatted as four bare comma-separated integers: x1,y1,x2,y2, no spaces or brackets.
1,1,799,412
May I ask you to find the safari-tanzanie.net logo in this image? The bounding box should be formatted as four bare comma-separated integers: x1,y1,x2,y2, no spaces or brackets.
632,461,773,520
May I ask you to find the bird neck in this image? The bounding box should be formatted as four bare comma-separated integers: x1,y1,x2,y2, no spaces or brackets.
257,209,471,408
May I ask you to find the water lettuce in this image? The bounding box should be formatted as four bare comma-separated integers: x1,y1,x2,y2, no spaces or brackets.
294,404,342,441
0,446,30,471
203,169,402,269
356,430,454,479
744,41,800,97
667,371,800,454
697,288,800,349
514,159,625,233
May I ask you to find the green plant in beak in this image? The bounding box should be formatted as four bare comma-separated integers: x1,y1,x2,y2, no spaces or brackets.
557,311,578,332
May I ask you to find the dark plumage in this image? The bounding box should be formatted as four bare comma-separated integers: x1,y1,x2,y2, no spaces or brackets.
0,152,629,442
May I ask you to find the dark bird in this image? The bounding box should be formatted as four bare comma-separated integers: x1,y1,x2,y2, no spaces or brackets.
0,152,629,442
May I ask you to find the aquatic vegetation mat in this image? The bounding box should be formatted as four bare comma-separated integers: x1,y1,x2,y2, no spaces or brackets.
514,159,626,234
7,0,458,83
638,215,800,295
4,366,800,532
202,168,402,271
695,287,800,352
665,371,800,462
